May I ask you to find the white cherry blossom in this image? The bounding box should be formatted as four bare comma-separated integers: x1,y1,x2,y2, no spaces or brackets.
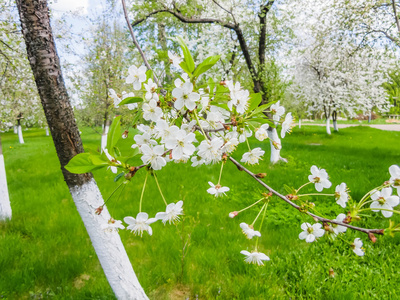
197,138,224,164
308,165,332,192
241,148,265,165
165,130,196,160
352,238,365,256
174,73,190,88
155,200,184,224
124,212,158,237
270,101,285,122
207,182,229,197
240,223,261,239
126,65,146,90
335,183,349,208
172,82,200,111
255,124,270,141
140,144,166,170
134,132,157,147
143,99,162,122
109,88,121,108
240,250,270,266
299,222,325,243
281,112,294,138
168,51,183,68
389,165,400,195
101,218,125,232
144,78,159,101
370,187,399,218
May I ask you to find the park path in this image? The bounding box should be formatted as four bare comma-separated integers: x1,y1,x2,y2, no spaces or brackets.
304,123,400,131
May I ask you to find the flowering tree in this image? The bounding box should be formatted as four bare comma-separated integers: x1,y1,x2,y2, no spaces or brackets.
0,0,44,140
285,0,393,133
127,0,293,163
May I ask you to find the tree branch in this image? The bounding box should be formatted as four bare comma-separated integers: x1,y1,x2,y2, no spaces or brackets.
228,156,385,236
131,8,260,93
391,0,400,34
121,0,160,87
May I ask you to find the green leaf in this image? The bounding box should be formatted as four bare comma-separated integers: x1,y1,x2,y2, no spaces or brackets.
106,116,121,156
132,110,142,127
250,102,275,116
114,172,125,182
193,55,220,78
119,97,143,106
179,61,193,76
89,154,109,166
247,93,262,112
248,117,275,127
176,36,195,72
210,102,230,111
65,153,104,174
146,69,153,81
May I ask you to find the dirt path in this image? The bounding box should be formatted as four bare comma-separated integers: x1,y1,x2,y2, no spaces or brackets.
304,124,400,131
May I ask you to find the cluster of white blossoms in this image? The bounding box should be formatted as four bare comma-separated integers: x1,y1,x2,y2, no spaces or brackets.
88,44,400,266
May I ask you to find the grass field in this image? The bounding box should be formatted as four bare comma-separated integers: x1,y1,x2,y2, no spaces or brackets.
1,125,400,299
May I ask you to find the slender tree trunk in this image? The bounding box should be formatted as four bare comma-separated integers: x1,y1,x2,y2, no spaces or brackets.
332,110,338,132
368,111,372,123
0,136,12,220
101,119,111,152
17,119,24,144
298,118,302,128
326,118,331,135
16,1,148,299
45,126,49,136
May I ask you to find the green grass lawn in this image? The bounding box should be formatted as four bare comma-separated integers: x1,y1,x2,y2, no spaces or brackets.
1,125,400,299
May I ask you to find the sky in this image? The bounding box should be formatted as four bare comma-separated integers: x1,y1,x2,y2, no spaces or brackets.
48,0,108,104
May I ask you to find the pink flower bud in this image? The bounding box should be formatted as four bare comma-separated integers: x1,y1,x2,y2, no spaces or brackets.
229,211,238,218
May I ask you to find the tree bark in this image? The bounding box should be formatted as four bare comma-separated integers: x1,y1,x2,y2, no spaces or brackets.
16,1,148,299
332,110,338,132
0,135,12,220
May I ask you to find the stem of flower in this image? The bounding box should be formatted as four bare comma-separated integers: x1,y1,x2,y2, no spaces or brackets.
238,198,264,213
139,172,149,212
217,162,224,185
296,181,313,194
245,135,252,152
102,181,125,206
154,173,168,206
251,203,266,227
193,109,208,140
298,193,334,197
255,202,269,251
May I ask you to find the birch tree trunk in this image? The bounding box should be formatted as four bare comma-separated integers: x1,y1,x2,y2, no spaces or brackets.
16,1,148,298
298,118,302,128
0,136,12,220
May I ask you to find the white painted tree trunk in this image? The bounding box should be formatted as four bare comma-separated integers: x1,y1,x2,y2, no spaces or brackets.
45,126,49,136
325,118,331,135
70,179,148,300
13,126,18,134
298,118,302,128
18,125,24,144
267,127,287,164
333,120,338,132
0,139,12,221
101,125,109,153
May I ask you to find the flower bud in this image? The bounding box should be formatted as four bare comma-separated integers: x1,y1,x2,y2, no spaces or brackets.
368,232,377,243
229,211,238,218
122,130,129,139
255,173,267,178
329,268,335,278
219,80,226,86
95,206,104,215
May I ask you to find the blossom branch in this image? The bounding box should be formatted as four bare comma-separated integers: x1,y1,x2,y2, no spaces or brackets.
228,156,385,236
